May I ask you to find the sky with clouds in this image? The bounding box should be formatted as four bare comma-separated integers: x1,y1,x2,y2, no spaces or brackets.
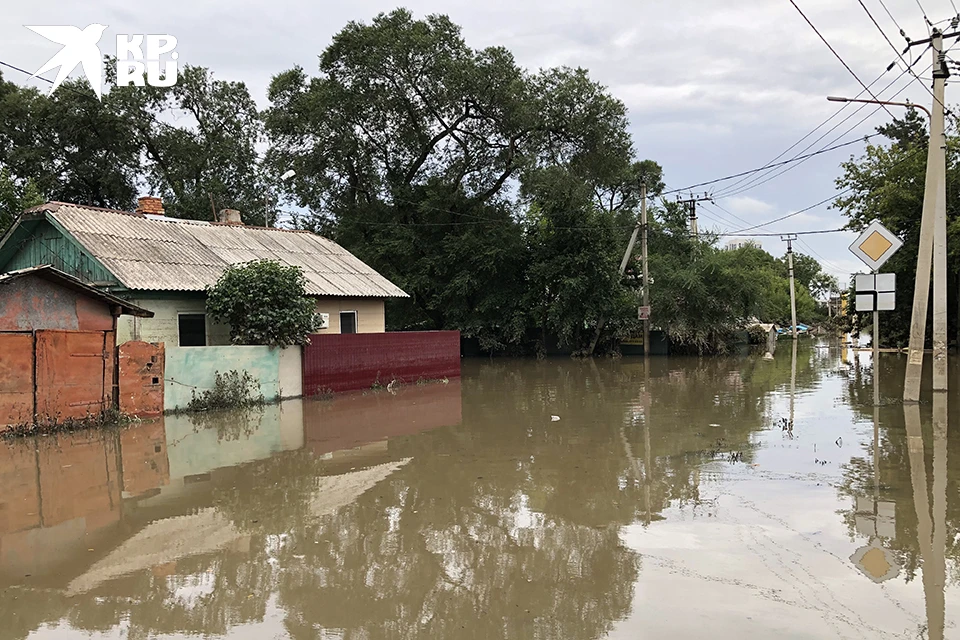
2,0,955,280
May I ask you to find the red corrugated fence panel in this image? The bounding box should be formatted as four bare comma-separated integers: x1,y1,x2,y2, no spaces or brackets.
303,331,460,394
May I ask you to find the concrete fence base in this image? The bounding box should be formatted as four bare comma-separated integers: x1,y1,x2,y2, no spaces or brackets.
162,345,303,413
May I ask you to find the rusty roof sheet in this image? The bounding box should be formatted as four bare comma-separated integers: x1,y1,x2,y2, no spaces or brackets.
46,204,408,298
0,265,154,317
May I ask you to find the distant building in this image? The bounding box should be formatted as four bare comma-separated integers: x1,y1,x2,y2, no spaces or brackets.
725,239,761,251
0,198,408,347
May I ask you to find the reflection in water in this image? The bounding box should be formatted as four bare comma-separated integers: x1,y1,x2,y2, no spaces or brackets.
0,351,957,639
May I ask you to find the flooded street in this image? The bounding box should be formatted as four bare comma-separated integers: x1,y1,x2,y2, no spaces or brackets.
1,344,957,639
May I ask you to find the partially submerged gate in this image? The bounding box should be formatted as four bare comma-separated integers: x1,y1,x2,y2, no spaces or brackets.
0,330,114,428
0,333,34,425
35,330,113,422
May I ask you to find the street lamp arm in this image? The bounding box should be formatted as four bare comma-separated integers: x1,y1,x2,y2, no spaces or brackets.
826,96,931,118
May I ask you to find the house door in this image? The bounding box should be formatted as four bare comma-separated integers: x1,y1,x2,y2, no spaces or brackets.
35,330,110,421
0,333,35,426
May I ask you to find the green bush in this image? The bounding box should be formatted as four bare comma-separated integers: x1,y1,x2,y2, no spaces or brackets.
206,259,317,347
187,370,265,412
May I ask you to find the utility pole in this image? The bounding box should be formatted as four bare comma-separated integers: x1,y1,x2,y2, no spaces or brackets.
640,184,650,357
782,235,799,339
904,28,950,401
678,193,712,240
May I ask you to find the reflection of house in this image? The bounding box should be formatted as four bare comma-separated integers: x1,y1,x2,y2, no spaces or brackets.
0,198,407,347
304,380,463,457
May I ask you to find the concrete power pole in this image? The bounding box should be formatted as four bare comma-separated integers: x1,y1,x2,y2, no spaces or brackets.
679,193,712,240
783,235,799,340
904,29,949,402
640,184,650,356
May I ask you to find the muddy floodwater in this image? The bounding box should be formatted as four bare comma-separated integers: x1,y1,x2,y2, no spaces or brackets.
1,343,958,639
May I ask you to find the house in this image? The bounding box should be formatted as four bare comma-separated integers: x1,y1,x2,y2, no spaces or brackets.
0,198,408,347
0,265,153,425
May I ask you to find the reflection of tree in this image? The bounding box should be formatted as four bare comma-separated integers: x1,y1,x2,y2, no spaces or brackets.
2,353,818,639
186,406,264,442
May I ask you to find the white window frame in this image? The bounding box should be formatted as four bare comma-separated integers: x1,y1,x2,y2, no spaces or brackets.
177,312,208,347
339,310,358,334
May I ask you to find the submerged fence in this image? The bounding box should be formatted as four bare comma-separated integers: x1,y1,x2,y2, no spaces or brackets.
302,331,461,395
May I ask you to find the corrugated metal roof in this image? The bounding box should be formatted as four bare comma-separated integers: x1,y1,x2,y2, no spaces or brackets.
44,203,408,298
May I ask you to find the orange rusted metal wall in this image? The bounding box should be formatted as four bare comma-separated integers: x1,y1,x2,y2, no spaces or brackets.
118,341,165,418
0,276,113,332
35,330,109,422
0,333,34,425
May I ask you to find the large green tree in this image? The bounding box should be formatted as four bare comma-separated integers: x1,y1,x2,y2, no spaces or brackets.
264,9,657,352
0,72,140,210
107,63,266,223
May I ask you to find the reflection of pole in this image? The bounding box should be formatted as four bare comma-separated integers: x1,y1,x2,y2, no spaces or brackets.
904,398,947,640
790,338,797,429
930,392,948,640
873,300,880,407
905,30,948,402
643,361,652,526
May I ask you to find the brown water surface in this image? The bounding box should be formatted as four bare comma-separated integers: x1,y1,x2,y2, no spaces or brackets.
0,344,956,639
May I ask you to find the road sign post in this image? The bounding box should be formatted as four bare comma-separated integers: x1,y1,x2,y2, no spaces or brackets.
851,221,902,407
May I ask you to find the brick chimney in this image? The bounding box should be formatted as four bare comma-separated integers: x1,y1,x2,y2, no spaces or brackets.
136,196,164,215
217,209,243,225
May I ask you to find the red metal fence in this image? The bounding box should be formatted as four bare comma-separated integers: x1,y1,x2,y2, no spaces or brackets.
302,331,461,395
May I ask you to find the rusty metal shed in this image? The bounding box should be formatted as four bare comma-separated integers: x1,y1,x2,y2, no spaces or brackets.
0,265,153,428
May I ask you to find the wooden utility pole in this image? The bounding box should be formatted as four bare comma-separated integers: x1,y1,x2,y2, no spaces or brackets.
904,29,950,401
640,184,650,356
782,235,799,339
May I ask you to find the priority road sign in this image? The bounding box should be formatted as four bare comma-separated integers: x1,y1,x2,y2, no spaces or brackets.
849,220,903,272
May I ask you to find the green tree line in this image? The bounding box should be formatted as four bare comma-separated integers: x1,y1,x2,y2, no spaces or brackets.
0,9,835,354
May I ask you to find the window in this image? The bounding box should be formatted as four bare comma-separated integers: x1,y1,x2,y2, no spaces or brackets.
178,314,207,346
340,311,357,334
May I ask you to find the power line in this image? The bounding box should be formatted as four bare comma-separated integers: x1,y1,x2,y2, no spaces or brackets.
717,228,848,237
795,236,852,275
711,60,919,199
788,0,897,120
715,62,927,199
856,2,957,124
723,143,925,235
876,0,908,37
661,135,877,196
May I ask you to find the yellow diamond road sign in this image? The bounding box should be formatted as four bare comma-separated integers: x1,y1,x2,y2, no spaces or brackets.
850,220,903,272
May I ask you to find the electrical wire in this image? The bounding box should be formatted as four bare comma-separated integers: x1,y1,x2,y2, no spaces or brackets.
788,0,898,120
661,135,878,196
856,1,956,124
722,142,924,235
718,228,847,237
876,0,908,36
714,61,928,199
795,236,852,274
710,60,920,199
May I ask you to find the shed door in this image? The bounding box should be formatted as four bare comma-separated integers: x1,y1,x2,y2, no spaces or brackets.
35,330,108,421
0,334,35,427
